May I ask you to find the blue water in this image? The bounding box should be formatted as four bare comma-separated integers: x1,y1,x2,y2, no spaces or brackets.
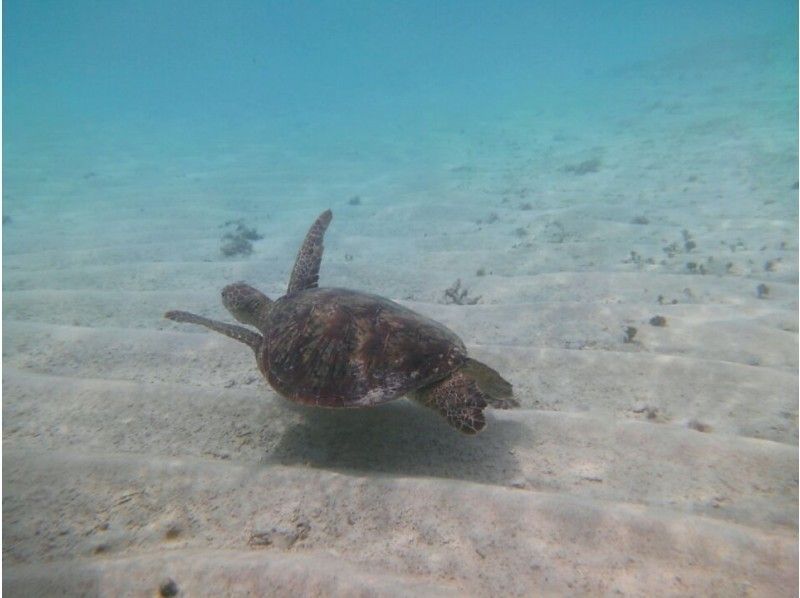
5,1,796,173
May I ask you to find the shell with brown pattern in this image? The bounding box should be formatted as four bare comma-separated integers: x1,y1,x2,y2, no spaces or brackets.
259,287,467,407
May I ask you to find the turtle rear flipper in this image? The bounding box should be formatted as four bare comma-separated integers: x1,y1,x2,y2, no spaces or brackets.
165,310,262,351
287,209,333,294
463,358,519,409
415,371,488,434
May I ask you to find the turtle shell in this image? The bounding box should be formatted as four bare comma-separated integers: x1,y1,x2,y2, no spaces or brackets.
259,287,467,407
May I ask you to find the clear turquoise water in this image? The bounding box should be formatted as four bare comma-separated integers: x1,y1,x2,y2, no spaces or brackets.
4,1,796,193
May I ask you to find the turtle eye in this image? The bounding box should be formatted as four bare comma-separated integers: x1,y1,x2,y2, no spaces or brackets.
221,285,237,301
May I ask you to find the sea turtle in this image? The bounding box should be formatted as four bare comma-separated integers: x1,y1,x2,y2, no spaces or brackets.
165,210,517,434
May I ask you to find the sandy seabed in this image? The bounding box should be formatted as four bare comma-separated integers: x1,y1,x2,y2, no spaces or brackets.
3,47,798,597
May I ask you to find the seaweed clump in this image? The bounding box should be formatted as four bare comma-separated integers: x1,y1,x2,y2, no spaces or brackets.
443,279,481,305
476,212,499,225
220,219,263,257
562,157,601,175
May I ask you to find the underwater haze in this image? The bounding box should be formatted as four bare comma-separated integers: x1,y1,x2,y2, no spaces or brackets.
3,1,798,596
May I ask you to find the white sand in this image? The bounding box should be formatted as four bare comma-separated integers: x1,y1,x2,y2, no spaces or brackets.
3,42,798,596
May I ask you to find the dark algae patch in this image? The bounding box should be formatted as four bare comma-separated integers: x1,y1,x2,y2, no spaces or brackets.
220,219,264,257
562,157,601,175
443,279,481,305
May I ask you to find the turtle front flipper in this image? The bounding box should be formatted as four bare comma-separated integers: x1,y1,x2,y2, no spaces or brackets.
414,370,488,434
462,358,519,409
165,310,262,351
287,209,333,294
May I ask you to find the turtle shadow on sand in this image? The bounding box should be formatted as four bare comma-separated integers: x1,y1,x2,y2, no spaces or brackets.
265,401,526,485
167,209,522,485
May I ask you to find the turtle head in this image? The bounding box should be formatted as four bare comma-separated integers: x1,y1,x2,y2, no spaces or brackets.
221,282,272,329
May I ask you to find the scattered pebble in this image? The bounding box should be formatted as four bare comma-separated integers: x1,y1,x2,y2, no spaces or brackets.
164,524,182,540
687,419,712,433
631,216,649,225
249,521,310,549
686,261,706,274
160,578,179,597
649,316,667,327
631,403,661,421
756,283,770,299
